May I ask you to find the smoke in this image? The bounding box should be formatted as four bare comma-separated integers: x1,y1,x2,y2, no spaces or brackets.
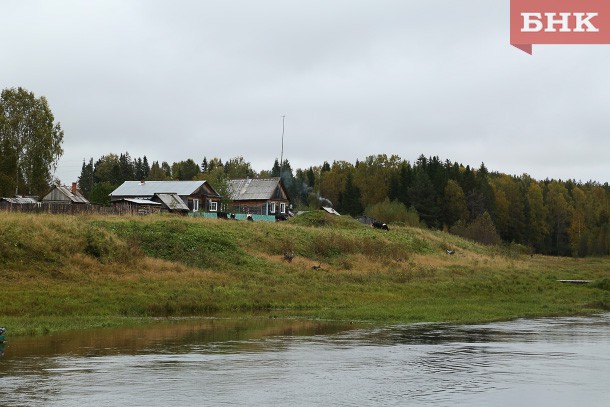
318,196,333,207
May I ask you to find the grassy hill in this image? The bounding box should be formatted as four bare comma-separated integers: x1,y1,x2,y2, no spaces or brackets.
1,211,609,336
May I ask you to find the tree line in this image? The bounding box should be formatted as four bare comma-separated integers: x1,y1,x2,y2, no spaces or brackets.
313,154,610,257
77,152,610,257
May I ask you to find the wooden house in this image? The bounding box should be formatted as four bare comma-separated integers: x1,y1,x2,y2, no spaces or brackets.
226,178,290,216
42,183,89,204
109,180,221,213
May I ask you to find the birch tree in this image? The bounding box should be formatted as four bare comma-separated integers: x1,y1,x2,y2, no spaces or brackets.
0,87,64,196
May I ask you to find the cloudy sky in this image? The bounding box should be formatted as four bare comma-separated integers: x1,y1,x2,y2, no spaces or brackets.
2,0,609,184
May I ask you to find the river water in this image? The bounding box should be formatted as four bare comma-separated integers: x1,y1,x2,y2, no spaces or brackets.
1,314,609,406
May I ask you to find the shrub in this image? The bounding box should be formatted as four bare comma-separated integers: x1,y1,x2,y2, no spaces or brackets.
450,211,501,246
591,278,610,291
364,199,420,226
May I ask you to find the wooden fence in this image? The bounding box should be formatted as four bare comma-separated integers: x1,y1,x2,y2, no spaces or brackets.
0,202,134,216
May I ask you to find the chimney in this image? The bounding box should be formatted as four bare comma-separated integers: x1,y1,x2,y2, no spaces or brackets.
140,179,145,185
71,182,77,194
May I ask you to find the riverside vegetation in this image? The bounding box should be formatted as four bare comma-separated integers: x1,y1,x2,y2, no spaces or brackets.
1,211,609,336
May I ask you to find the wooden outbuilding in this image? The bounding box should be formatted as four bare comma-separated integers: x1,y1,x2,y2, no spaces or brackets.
112,198,163,215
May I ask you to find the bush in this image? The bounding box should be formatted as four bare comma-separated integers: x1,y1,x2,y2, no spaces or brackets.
364,199,420,226
450,211,501,246
591,278,610,291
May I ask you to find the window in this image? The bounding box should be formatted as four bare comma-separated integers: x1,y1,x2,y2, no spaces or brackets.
269,202,276,213
193,199,200,212
280,203,286,213
209,201,218,212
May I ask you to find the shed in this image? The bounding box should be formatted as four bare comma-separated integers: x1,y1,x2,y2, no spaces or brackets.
113,198,163,215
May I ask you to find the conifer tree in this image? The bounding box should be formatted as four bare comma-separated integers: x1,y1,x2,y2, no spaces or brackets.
341,172,363,216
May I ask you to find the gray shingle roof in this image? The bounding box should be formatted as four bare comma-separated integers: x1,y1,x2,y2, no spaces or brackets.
111,181,214,198
227,178,284,201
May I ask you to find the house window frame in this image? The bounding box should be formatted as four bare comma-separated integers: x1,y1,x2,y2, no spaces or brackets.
209,200,218,212
280,203,286,214
269,202,276,214
193,199,200,212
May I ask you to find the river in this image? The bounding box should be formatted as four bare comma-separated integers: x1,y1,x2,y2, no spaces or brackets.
1,314,609,406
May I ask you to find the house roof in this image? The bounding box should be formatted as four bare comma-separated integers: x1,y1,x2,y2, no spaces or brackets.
227,178,287,201
1,196,38,204
154,193,190,211
119,198,162,206
44,186,89,204
110,180,219,198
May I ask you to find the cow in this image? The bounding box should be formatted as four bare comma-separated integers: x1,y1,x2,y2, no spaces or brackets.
372,221,389,231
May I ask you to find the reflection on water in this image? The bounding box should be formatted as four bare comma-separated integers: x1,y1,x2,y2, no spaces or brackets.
1,315,609,406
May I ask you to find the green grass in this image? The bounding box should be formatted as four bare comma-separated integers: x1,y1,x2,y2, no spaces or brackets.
1,211,609,336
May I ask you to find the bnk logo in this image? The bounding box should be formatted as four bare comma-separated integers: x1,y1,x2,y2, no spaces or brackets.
510,0,610,54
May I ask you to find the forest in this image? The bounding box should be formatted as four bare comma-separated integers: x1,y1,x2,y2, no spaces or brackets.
76,152,610,258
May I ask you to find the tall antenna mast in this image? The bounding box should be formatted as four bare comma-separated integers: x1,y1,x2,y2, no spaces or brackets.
279,115,285,179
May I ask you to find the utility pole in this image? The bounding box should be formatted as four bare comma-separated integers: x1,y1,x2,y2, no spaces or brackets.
15,163,18,196
279,115,285,180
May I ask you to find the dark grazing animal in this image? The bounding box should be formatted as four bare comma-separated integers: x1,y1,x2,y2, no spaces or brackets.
283,251,295,262
372,221,389,231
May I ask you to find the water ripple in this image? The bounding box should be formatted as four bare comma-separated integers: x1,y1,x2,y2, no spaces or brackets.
1,314,609,406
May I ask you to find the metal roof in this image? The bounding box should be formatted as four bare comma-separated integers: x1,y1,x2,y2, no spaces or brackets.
1,196,38,204
321,207,341,216
120,198,162,205
154,193,190,211
110,181,214,197
227,178,284,201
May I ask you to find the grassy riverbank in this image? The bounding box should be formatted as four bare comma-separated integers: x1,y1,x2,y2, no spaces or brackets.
1,212,609,336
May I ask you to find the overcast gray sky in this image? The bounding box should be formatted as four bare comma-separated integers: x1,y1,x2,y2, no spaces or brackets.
2,0,609,184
